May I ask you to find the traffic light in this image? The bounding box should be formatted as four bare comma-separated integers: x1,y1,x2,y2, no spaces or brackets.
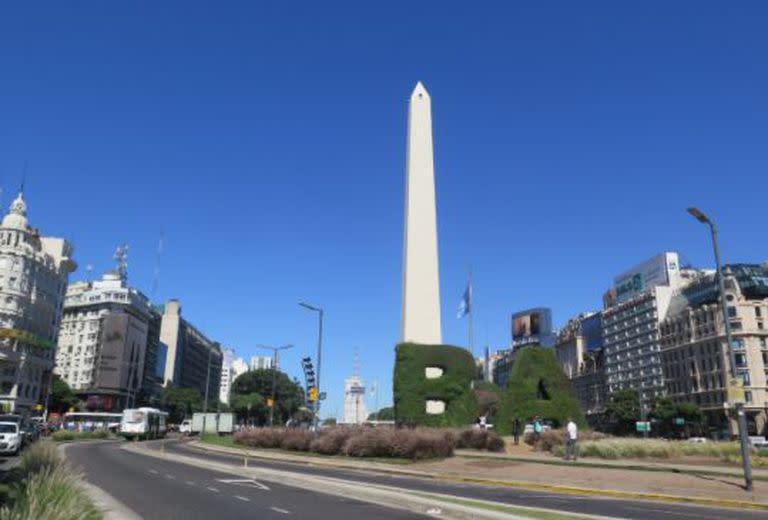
308,386,318,402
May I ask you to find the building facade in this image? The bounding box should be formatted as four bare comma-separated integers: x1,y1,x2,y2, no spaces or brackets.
660,264,768,436
602,252,701,409
160,299,222,401
342,374,367,424
219,348,235,405
55,269,158,412
0,193,76,413
249,356,273,371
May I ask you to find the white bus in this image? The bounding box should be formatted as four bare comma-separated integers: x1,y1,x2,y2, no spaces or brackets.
120,407,168,440
63,412,123,432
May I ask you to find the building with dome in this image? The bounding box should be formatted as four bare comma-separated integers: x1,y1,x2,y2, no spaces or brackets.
0,192,76,413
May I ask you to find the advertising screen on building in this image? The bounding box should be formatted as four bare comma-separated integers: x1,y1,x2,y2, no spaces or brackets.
613,252,680,304
511,308,553,346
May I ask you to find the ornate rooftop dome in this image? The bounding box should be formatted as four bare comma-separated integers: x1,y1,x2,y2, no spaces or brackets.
1,192,29,230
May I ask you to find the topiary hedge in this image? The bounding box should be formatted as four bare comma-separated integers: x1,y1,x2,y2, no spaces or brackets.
393,343,478,427
496,346,585,434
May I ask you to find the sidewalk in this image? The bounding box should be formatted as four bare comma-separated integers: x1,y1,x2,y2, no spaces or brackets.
190,440,768,510
455,444,768,480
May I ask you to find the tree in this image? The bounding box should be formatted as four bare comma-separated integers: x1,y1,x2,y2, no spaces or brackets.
161,387,203,423
474,381,502,423
231,369,304,426
322,417,337,426
496,346,585,434
230,393,264,424
651,398,704,438
606,388,641,435
367,407,394,421
50,375,78,414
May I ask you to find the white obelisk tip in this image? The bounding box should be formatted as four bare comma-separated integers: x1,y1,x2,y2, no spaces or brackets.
411,81,430,100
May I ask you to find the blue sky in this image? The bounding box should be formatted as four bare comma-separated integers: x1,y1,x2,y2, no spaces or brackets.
1,2,766,419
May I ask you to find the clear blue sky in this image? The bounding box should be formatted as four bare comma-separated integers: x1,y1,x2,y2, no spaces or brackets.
1,3,766,419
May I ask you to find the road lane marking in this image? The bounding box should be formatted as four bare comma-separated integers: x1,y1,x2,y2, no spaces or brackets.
234,495,250,502
207,487,220,493
148,469,158,475
270,507,290,514
215,478,270,490
164,474,175,480
185,481,196,486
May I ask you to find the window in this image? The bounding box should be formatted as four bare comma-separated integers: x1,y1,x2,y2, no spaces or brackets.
757,307,763,318
744,391,753,403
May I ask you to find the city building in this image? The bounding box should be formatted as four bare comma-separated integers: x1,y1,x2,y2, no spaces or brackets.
555,312,606,421
511,308,555,348
160,299,222,401
660,264,768,436
0,192,76,413
219,348,235,405
342,374,367,425
249,356,273,371
231,357,249,382
492,348,516,389
54,258,160,412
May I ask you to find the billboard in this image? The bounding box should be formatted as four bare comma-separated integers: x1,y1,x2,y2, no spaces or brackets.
613,252,680,304
511,308,553,346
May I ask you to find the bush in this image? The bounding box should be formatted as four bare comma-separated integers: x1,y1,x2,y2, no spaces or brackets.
454,428,505,452
280,429,313,452
526,428,608,453
50,430,110,443
233,428,284,449
310,428,353,455
0,441,102,520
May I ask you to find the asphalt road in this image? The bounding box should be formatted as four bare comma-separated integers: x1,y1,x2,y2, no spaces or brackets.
65,441,424,520
153,438,765,520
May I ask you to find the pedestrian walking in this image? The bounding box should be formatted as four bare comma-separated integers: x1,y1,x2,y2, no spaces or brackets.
512,416,521,445
565,417,578,461
533,416,543,443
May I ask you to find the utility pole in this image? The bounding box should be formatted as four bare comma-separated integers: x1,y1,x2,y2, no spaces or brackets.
687,207,753,491
202,349,212,435
299,302,324,430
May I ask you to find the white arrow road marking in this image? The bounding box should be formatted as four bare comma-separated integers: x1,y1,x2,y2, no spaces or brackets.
270,507,290,514
206,487,220,493
215,478,270,491
234,496,250,502
148,469,158,475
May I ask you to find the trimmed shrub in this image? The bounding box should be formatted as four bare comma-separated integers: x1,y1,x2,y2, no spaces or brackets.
496,346,585,435
233,427,283,449
454,428,505,452
280,429,313,452
50,429,110,443
393,343,478,427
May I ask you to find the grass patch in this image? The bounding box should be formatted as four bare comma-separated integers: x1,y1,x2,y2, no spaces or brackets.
0,441,102,520
51,430,111,443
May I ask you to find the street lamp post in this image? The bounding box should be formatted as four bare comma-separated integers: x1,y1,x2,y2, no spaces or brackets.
299,302,323,430
202,349,213,435
687,207,753,491
257,344,294,427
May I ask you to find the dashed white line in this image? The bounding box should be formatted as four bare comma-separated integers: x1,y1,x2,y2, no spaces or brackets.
270,507,291,514
185,481,196,486
148,469,158,475
164,474,175,480
234,495,251,502
206,487,220,493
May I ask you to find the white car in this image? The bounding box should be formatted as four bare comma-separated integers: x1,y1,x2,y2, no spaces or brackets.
179,420,192,435
0,422,23,455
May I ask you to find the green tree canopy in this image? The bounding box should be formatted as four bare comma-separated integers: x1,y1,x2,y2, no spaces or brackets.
651,398,704,437
322,417,337,426
606,388,641,435
496,346,585,434
367,406,394,421
230,392,264,424
50,374,78,414
231,369,304,426
161,387,203,423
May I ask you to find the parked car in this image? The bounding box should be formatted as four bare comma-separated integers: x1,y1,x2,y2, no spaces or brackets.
0,421,24,456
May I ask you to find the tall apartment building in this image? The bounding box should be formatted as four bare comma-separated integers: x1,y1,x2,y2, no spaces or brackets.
555,312,606,419
219,348,235,405
231,357,249,382
660,264,768,437
249,356,273,371
160,300,222,401
0,193,76,413
55,268,159,411
602,252,700,409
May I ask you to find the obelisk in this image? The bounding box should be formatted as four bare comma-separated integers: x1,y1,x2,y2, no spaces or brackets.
400,82,442,345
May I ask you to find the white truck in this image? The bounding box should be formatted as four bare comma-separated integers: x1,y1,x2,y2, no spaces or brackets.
191,412,234,435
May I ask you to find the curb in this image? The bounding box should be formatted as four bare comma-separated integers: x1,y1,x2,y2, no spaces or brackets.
190,440,768,512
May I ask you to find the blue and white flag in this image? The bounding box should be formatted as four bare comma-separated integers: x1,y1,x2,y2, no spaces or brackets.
457,283,472,319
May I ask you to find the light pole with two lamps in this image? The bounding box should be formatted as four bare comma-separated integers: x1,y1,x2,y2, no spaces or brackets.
256,344,294,427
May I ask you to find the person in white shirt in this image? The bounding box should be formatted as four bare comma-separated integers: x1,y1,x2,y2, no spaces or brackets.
565,418,578,461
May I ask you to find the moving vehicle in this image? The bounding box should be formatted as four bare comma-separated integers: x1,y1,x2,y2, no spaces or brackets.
0,421,24,455
0,415,32,446
179,419,192,434
120,407,168,440
63,412,123,433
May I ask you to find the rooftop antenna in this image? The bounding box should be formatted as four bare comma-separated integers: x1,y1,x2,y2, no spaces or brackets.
114,244,129,282
352,347,360,378
20,161,27,194
86,264,93,283
151,231,164,299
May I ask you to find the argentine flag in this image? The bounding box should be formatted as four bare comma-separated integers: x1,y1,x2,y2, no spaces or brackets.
457,283,472,319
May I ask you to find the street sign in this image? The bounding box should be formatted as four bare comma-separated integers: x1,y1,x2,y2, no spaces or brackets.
636,421,651,433
727,378,746,405
308,387,318,402
319,392,327,401
266,398,274,408
674,417,685,426
35,404,44,412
